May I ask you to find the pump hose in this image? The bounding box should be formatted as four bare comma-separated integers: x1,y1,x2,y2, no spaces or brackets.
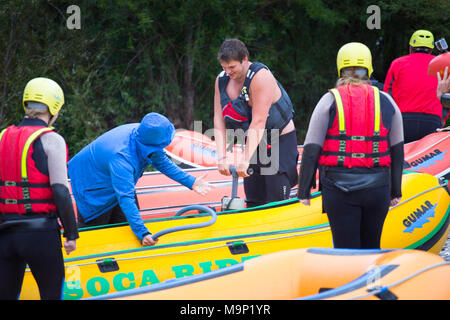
151,205,217,240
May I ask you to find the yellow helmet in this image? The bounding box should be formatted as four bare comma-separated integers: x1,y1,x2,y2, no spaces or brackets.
22,77,64,116
409,30,434,49
336,42,373,77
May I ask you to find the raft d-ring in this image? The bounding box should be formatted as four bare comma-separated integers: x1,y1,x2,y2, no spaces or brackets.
151,205,217,240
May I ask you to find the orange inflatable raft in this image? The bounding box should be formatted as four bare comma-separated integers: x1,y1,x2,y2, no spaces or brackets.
164,129,304,168
164,129,245,168
69,130,450,219
404,130,450,179
88,247,450,300
134,130,450,218
428,51,450,77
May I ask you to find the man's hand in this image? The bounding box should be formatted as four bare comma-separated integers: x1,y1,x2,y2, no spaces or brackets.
64,240,77,255
390,197,401,207
299,199,311,206
192,173,213,196
142,234,158,246
218,157,231,176
236,160,251,178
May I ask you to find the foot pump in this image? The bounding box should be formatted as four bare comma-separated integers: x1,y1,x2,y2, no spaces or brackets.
221,166,253,211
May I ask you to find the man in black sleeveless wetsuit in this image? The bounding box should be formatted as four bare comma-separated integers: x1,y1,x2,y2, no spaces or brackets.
213,39,299,207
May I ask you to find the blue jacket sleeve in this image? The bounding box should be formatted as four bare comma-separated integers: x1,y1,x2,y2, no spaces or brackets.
109,155,150,241
150,150,196,189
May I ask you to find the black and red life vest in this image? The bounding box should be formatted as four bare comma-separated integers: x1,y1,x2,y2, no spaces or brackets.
218,62,294,132
0,125,57,214
318,84,391,168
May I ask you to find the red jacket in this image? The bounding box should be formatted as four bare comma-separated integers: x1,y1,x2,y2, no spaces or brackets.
384,53,442,119
319,84,391,168
0,125,57,214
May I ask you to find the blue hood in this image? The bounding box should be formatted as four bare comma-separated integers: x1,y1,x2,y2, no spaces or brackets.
135,112,175,159
136,113,175,147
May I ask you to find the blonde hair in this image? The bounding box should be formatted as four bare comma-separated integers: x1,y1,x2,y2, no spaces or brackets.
25,108,49,118
335,76,371,87
24,101,50,119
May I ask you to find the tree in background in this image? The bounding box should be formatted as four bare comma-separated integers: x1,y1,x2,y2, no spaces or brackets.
1,0,448,157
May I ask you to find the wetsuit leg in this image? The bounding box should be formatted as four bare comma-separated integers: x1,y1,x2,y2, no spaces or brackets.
263,173,291,203
77,210,110,227
77,194,138,227
24,228,65,299
108,193,140,224
77,206,123,227
244,171,266,208
244,130,298,208
109,205,128,224
321,184,362,249
245,172,292,207
360,185,390,249
0,231,27,300
0,226,65,300
322,182,390,249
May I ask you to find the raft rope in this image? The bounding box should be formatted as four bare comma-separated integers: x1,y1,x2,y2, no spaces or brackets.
389,181,447,210
405,134,450,161
47,225,331,270
348,261,450,300
51,179,446,269
436,126,450,132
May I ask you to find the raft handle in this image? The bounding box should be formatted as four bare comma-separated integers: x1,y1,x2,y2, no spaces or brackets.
96,258,120,273
227,241,249,255
151,205,217,240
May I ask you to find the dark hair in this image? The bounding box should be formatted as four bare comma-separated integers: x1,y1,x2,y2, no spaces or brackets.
217,38,249,62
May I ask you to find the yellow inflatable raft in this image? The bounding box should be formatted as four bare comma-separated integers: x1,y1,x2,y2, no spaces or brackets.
90,247,450,300
20,172,450,299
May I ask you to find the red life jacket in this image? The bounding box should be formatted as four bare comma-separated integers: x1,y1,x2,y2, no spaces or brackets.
318,84,391,168
0,125,57,214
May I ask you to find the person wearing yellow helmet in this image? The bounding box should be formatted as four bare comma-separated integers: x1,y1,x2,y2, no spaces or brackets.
384,30,443,142
336,42,374,79
409,29,435,52
0,77,78,300
297,42,404,249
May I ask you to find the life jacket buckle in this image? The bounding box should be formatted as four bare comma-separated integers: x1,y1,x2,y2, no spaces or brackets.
241,86,249,102
352,153,366,158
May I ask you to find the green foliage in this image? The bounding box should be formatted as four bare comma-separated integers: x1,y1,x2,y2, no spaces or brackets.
1,0,449,157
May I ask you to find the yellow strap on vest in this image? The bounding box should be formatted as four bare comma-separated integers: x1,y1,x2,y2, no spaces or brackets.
329,88,345,133
330,86,381,134
372,86,381,134
330,86,383,166
21,127,53,179
372,86,381,165
0,128,6,142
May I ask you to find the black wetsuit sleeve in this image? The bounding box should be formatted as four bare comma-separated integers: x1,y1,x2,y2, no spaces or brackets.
52,183,79,240
297,143,321,199
390,142,404,198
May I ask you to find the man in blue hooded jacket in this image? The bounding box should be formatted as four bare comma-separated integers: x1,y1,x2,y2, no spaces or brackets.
68,113,212,246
